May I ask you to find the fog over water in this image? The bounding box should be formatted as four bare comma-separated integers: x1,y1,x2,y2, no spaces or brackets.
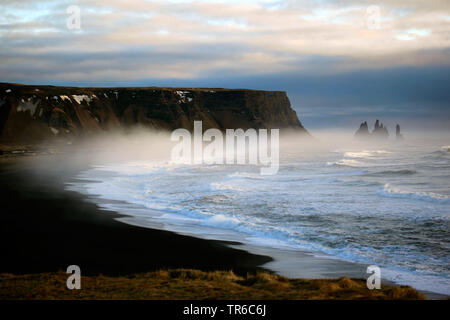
63,129,450,295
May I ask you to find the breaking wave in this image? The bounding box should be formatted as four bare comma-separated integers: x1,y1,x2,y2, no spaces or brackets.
381,184,450,204
344,150,391,159
67,142,450,296
327,159,364,167
210,182,244,192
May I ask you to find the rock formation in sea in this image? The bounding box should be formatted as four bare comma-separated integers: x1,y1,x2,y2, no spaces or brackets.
372,119,389,139
0,83,308,146
396,124,404,140
354,121,370,138
354,119,390,140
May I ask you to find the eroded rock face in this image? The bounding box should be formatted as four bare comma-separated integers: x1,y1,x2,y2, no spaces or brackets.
354,119,390,140
0,83,308,144
354,121,369,138
372,119,389,139
396,124,404,140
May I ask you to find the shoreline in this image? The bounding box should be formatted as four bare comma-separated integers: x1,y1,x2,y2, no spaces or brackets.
0,154,271,277
0,153,446,299
80,194,449,300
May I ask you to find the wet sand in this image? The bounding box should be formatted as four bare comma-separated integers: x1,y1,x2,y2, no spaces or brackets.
0,154,271,276
0,153,445,299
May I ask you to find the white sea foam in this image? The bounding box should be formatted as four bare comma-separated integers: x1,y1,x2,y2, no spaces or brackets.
327,159,363,167
382,183,450,204
66,143,450,296
228,171,263,180
344,150,391,159
211,182,244,192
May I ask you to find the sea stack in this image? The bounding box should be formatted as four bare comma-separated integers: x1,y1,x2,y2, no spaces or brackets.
372,119,389,139
396,124,404,140
354,121,370,138
354,120,389,140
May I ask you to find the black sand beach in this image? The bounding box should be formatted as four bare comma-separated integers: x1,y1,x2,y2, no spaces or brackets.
0,153,444,300
0,154,271,277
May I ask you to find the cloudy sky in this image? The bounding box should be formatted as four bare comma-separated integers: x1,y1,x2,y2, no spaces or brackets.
1,0,449,130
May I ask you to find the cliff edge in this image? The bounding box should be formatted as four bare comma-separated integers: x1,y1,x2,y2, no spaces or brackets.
0,83,307,145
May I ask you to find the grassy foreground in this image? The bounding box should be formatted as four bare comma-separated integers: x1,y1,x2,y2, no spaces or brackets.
0,269,424,300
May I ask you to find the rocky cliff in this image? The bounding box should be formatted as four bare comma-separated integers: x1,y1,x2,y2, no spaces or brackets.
0,83,307,145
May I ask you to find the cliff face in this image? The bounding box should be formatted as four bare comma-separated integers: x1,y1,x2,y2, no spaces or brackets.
0,83,307,144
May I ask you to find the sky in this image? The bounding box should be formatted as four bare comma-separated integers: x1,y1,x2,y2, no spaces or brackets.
0,0,449,131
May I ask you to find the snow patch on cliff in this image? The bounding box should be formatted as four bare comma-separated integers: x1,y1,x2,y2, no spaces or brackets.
175,91,193,103
17,98,40,115
72,95,92,105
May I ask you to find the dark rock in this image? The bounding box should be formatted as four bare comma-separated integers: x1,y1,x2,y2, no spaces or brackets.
354,121,370,138
372,119,389,139
396,124,404,140
0,83,309,144
354,119,389,140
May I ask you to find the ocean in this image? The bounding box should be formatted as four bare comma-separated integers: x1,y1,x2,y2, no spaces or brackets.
66,137,450,295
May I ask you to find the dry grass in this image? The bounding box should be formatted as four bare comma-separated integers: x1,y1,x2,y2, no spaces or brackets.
0,269,425,300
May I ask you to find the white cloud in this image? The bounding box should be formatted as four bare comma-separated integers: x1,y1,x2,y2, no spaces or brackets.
0,0,449,82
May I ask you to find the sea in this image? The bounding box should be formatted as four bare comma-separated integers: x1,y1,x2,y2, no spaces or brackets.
66,136,450,295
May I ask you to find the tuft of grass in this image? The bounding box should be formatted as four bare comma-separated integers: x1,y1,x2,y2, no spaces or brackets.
0,269,425,300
